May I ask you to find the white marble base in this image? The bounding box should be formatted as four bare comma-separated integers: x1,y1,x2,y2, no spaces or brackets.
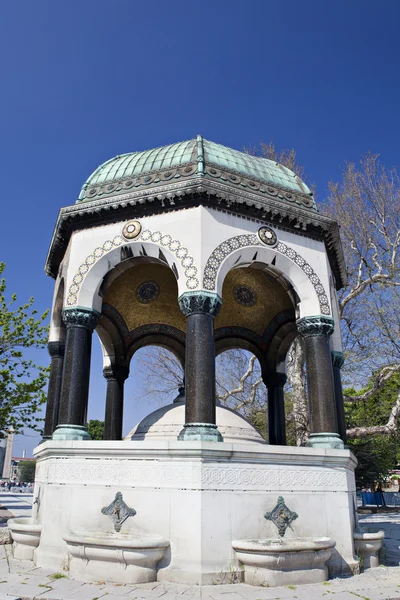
32,440,359,585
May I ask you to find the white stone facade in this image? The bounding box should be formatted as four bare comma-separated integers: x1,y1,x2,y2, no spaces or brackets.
32,440,358,584
50,207,335,343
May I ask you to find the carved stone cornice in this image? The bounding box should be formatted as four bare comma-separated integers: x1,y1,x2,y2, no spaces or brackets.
178,291,222,318
331,351,345,369
62,308,100,331
103,365,130,382
47,341,65,358
296,316,335,338
45,176,347,292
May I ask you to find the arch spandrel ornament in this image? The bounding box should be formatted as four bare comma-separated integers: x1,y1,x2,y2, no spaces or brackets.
202,231,331,317
66,222,200,308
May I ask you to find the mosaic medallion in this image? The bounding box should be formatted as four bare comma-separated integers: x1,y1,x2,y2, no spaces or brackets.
122,220,142,240
258,226,277,246
136,281,160,304
233,285,257,307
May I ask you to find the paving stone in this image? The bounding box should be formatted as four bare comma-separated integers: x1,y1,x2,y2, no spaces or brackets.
203,592,257,600
135,583,163,591
129,591,173,600
6,583,56,598
201,584,273,599
13,575,53,587
44,579,84,591
145,591,184,600
94,584,136,597
39,582,107,600
0,575,28,586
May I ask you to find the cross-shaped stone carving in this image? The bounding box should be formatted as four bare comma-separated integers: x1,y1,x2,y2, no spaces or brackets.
264,496,298,538
101,492,136,532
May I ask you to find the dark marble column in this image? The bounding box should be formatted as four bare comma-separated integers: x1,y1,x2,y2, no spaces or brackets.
42,341,65,441
52,308,100,441
103,365,129,440
267,372,287,445
332,351,347,444
297,316,343,449
177,292,223,442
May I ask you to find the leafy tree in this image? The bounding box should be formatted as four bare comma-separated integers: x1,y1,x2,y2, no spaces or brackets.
0,263,49,437
345,374,400,486
87,419,104,440
18,460,36,483
325,154,400,439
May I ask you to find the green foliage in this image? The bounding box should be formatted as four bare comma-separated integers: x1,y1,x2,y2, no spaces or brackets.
87,419,104,440
0,263,49,437
247,407,267,439
18,460,36,482
346,373,400,486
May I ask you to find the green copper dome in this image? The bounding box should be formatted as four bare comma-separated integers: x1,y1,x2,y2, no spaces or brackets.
77,136,313,205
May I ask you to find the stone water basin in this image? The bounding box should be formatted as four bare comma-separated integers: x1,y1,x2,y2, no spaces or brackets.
8,518,42,561
64,532,169,583
232,537,336,586
354,529,384,569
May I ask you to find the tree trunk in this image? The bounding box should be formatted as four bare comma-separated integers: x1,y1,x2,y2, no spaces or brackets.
287,337,309,445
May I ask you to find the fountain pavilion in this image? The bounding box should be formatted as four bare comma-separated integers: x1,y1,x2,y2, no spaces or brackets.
28,136,358,584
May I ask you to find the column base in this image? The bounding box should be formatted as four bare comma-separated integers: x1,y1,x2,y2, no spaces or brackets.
306,433,344,449
52,425,91,441
177,423,223,442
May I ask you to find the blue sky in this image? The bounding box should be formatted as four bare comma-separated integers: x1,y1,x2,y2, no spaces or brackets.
1,0,399,456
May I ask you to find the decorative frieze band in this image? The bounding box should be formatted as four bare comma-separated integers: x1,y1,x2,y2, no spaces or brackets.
79,160,316,212
202,233,331,316
40,460,351,492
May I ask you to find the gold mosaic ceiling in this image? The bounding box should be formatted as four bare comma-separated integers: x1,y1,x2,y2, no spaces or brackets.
215,268,293,335
103,264,184,333
103,264,293,337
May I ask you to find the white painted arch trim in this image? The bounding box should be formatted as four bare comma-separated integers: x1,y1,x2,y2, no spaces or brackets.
65,230,200,311
203,234,331,319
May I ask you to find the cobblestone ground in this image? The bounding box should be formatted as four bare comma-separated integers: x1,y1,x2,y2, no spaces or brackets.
1,495,400,600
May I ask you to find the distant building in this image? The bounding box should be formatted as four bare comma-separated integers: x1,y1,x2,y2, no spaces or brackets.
10,456,35,481
1,431,14,480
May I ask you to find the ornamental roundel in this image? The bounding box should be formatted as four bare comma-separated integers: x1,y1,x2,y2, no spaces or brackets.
233,285,258,308
122,220,142,240
258,226,277,246
136,281,160,304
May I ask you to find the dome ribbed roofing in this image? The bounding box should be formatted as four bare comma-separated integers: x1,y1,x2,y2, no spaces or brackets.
78,136,312,203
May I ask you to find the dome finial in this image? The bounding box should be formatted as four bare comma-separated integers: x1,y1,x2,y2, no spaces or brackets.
196,135,204,175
